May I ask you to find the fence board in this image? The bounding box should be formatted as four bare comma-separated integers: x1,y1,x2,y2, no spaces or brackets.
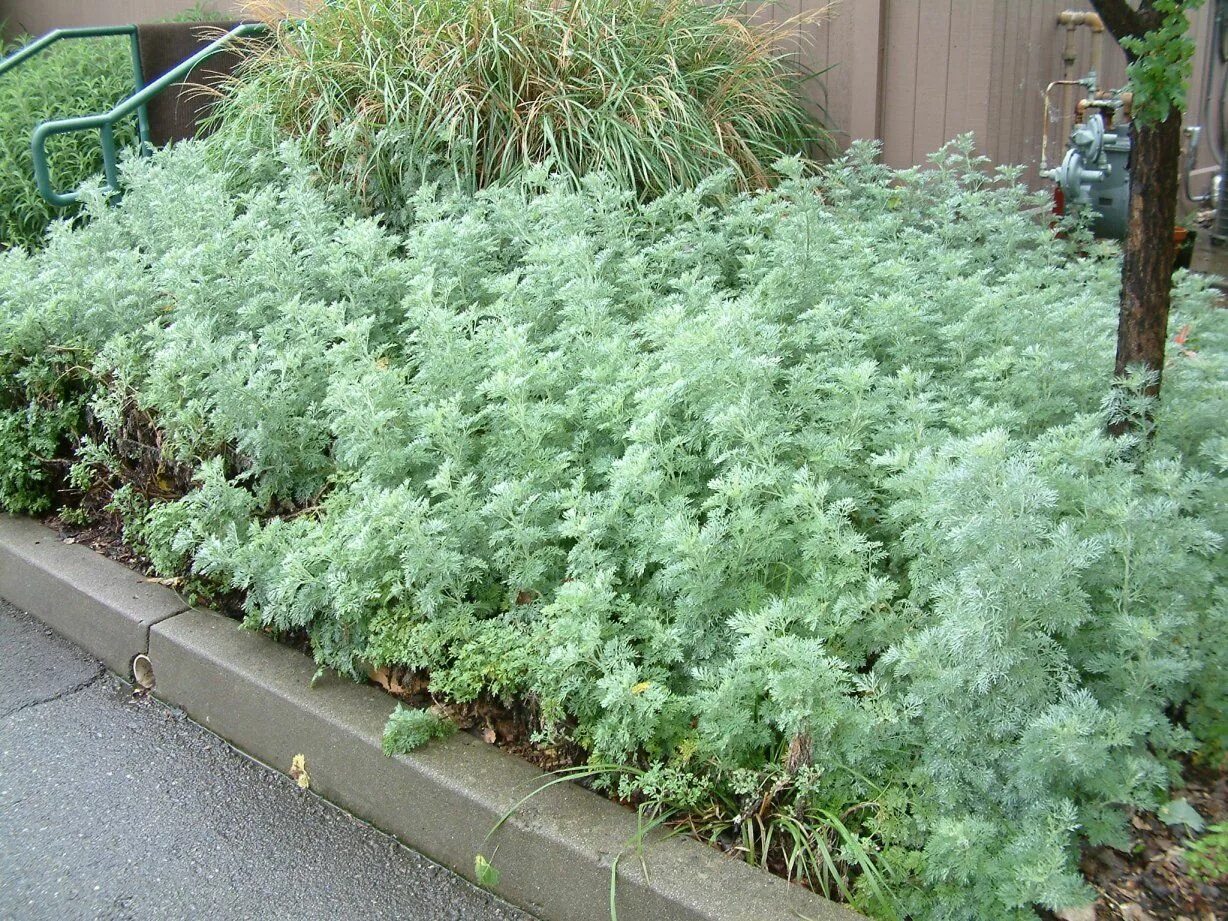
880,0,920,165
912,0,951,161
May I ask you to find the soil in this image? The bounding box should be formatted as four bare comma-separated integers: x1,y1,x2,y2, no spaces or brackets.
45,510,152,574
38,508,1228,920
366,663,587,774
1072,758,1227,921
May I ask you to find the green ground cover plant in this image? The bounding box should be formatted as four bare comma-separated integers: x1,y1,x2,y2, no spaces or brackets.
1185,821,1228,882
0,137,1224,920
382,704,457,754
0,32,138,249
213,0,828,212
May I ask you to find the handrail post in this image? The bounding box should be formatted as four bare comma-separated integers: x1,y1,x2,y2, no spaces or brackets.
30,119,97,208
30,122,68,208
126,30,152,152
100,122,120,192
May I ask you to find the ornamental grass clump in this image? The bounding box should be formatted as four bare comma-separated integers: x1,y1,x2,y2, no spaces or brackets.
213,0,828,209
0,137,1224,921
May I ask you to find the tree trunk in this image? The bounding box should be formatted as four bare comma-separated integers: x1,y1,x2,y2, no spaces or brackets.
1106,108,1182,437
1086,0,1192,437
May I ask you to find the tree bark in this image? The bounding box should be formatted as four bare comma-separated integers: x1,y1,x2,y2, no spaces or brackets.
1107,109,1182,436
1091,0,1146,41
1088,0,1185,437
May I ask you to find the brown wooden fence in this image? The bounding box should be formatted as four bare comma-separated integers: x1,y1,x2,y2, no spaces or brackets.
793,0,1216,192
1,0,1222,195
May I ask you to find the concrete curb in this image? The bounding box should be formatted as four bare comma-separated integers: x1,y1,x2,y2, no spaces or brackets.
0,515,186,677
0,515,867,921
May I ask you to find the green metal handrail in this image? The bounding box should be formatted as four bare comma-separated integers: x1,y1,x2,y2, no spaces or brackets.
0,26,152,152
4,22,266,207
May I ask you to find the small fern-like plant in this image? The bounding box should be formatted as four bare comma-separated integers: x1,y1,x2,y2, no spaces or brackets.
382,704,456,755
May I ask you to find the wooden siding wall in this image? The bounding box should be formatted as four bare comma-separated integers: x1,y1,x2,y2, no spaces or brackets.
1,0,1223,195
736,1,1129,176
751,0,1220,195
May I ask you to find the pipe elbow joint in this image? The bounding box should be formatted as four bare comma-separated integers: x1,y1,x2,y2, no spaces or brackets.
1057,10,1105,32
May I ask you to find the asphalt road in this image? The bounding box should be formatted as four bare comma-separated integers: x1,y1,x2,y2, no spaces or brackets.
0,601,532,921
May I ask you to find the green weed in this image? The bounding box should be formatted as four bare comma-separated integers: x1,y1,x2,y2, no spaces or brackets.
1185,822,1228,882
382,704,457,755
0,33,137,249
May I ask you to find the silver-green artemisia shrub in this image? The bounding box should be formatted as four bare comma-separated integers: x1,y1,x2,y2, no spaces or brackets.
211,0,828,210
0,138,1224,920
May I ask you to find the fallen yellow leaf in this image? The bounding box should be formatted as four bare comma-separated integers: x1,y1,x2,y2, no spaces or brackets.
290,753,310,790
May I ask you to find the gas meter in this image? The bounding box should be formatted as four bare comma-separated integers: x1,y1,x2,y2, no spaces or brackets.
1045,109,1131,239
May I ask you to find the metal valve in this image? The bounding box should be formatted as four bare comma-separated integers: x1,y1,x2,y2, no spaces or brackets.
1044,108,1131,238
1049,147,1109,207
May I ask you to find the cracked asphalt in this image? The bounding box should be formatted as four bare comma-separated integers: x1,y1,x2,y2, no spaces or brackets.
0,601,533,921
